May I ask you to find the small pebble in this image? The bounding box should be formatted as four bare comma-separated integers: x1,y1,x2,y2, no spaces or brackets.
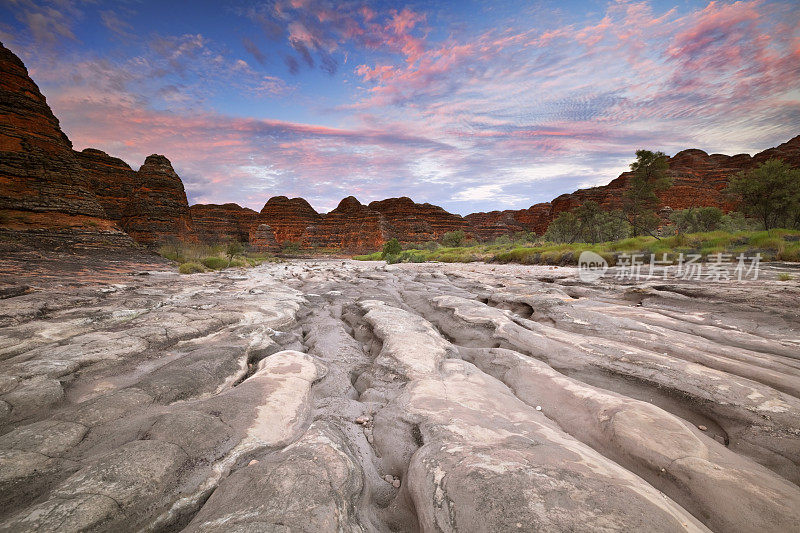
535,406,542,411
367,435,374,444
660,468,665,473
248,459,259,466
384,474,393,483
392,479,401,488
698,425,708,431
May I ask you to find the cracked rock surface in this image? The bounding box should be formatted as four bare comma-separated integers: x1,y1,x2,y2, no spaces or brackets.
1,260,799,532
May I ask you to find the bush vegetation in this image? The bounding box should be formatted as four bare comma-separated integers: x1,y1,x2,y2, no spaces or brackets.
726,159,800,230
354,229,800,266
178,262,206,274
159,240,280,273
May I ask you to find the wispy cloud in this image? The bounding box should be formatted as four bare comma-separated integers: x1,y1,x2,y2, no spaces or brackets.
3,0,798,215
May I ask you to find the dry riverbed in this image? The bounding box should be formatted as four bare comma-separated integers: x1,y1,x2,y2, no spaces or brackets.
1,259,799,532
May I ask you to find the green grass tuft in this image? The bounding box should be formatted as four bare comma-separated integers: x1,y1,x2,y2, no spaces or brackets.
178,262,206,274
201,256,228,270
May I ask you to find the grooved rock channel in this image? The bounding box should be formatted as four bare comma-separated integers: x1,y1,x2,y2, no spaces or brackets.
1,260,799,532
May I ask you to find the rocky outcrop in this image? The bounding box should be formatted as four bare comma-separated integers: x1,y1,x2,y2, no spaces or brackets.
123,155,195,245
249,196,468,252
253,196,321,246
0,42,197,251
305,196,387,252
465,203,552,241
0,43,107,220
75,149,198,246
250,224,279,251
190,203,258,244
3,261,800,530
0,42,140,252
368,197,468,243
73,148,139,223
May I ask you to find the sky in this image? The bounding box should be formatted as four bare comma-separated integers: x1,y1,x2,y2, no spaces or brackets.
1,0,799,214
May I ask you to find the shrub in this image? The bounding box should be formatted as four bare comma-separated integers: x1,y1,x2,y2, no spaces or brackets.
720,212,759,232
545,203,630,243
281,242,301,254
179,262,205,274
394,250,427,263
354,251,383,261
494,234,512,245
777,244,800,262
382,238,402,258
778,273,794,281
226,240,244,260
202,256,228,270
441,230,466,247
670,207,725,233
513,231,538,243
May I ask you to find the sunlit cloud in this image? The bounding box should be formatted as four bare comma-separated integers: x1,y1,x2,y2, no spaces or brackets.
2,0,798,214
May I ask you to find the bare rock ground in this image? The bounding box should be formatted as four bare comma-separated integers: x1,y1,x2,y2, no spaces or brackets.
0,259,799,532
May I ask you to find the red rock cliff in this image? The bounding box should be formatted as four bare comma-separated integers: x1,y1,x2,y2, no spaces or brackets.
124,155,196,245
190,203,258,244
368,197,468,243
0,43,109,222
252,196,321,246
306,196,387,252
0,42,140,254
73,148,139,223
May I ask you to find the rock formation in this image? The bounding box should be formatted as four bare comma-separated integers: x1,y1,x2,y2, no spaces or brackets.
368,196,468,243
465,203,552,241
253,196,321,246
73,148,139,223
2,260,800,531
0,42,198,251
0,42,139,252
249,196,469,252
0,43,106,221
250,224,279,251
75,149,198,246
121,155,196,245
190,203,258,244
305,196,387,252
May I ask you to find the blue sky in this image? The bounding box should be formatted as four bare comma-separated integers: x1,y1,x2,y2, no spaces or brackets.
2,0,798,214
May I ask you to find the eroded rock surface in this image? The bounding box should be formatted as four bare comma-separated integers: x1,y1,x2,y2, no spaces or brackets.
1,260,799,532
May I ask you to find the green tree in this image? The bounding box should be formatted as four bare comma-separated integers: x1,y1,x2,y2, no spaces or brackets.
441,230,466,247
726,159,800,230
623,150,672,237
669,207,724,234
513,230,537,243
382,238,402,259
545,202,630,243
226,241,244,266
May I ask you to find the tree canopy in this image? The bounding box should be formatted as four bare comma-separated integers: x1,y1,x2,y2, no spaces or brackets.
623,150,672,237
726,159,800,230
